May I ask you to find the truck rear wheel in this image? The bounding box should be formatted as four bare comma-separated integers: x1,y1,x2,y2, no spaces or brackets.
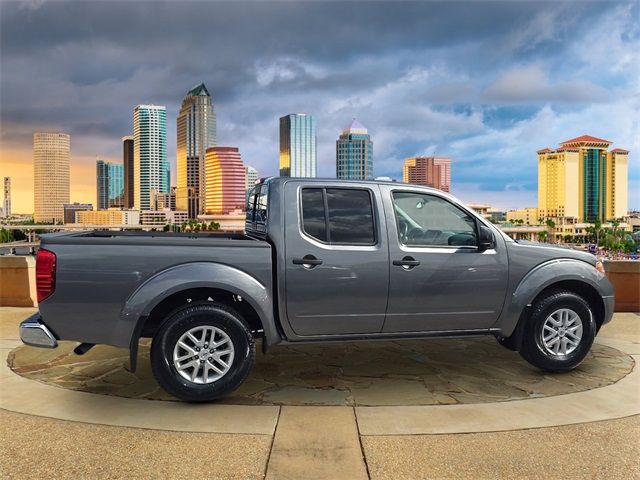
520,290,596,372
150,303,255,402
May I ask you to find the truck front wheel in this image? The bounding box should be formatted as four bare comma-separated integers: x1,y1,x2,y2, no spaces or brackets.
519,290,596,372
150,303,255,402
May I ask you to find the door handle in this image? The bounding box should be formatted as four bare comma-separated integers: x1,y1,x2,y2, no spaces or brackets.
393,256,420,269
292,255,323,267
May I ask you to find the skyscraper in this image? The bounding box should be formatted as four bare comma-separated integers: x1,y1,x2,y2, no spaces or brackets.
133,105,168,211
33,132,70,223
122,136,134,208
97,160,124,209
245,165,259,192
204,147,246,214
403,156,451,192
336,119,373,180
279,114,316,177
2,177,10,217
537,135,628,222
176,83,217,218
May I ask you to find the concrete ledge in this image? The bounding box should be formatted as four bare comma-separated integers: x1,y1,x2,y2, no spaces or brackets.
0,256,35,307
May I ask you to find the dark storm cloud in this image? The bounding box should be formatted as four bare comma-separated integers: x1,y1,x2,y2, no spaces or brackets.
1,0,638,209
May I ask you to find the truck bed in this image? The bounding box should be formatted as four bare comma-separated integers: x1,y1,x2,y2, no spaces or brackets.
37,230,272,347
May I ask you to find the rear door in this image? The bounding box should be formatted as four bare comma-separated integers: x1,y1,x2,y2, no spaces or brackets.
283,182,389,336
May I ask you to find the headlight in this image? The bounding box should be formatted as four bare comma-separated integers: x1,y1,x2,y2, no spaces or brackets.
595,261,605,274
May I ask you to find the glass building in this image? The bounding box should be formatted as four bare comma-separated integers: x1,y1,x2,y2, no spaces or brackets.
204,147,246,214
133,105,168,211
176,83,216,218
122,136,134,208
279,114,316,177
96,160,124,209
336,119,373,180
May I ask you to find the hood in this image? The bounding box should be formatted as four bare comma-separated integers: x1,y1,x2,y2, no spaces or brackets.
509,240,597,265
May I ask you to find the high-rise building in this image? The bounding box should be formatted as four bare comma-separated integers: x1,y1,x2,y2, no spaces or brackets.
2,177,10,218
403,156,451,192
204,147,246,214
96,160,124,209
176,83,217,219
245,165,259,192
336,119,373,180
122,136,134,208
63,202,93,224
537,135,629,222
279,113,316,177
133,105,168,211
33,132,70,223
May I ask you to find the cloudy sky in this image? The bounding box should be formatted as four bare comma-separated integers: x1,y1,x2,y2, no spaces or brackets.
1,0,638,213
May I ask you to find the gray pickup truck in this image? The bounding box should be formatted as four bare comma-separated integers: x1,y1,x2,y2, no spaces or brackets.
21,178,614,401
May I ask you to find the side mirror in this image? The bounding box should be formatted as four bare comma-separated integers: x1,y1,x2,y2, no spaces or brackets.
478,224,495,250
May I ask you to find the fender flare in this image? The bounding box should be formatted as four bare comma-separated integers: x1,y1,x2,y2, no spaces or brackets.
117,262,280,370
495,259,610,347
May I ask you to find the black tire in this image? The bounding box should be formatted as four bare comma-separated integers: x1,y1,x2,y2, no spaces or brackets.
520,290,596,372
150,302,255,402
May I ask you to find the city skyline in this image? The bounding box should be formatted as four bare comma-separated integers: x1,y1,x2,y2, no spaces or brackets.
1,1,638,212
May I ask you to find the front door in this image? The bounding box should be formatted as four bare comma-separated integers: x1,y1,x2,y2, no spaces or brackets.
381,186,508,333
284,182,389,336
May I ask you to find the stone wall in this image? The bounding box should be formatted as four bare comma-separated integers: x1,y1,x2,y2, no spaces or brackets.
0,256,36,307
604,261,640,312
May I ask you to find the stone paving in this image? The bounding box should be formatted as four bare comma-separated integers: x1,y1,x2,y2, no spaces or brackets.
8,335,634,406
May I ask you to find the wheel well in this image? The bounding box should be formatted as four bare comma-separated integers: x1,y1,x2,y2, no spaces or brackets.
531,280,606,329
141,287,264,338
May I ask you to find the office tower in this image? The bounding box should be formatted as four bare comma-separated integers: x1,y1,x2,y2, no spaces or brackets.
2,177,10,217
133,105,168,211
204,147,246,214
96,160,124,209
245,165,259,191
63,202,93,224
176,83,216,218
279,114,316,177
33,132,70,223
336,119,373,180
122,136,134,208
538,135,629,222
403,156,451,192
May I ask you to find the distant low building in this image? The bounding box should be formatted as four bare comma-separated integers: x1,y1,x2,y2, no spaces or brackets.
140,209,188,226
506,207,539,225
152,186,176,211
76,208,140,225
63,203,93,224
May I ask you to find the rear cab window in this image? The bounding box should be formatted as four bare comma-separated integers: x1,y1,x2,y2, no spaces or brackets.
246,182,269,236
301,187,376,245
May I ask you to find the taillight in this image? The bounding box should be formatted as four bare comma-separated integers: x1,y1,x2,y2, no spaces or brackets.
36,249,56,303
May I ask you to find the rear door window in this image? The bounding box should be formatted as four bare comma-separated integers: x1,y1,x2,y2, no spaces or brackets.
301,187,376,245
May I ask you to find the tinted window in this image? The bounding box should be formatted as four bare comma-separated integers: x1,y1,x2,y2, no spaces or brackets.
246,187,257,224
301,188,327,242
392,192,477,247
256,184,268,230
326,188,375,245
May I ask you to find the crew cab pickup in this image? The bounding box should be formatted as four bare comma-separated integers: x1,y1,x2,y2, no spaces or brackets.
21,178,615,401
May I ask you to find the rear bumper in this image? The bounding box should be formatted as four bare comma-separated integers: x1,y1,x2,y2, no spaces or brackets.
19,313,58,348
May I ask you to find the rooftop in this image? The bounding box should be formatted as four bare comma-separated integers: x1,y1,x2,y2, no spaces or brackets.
187,82,210,97
342,118,368,135
560,135,612,145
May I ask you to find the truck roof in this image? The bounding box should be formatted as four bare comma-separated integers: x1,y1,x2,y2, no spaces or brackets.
260,176,444,194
